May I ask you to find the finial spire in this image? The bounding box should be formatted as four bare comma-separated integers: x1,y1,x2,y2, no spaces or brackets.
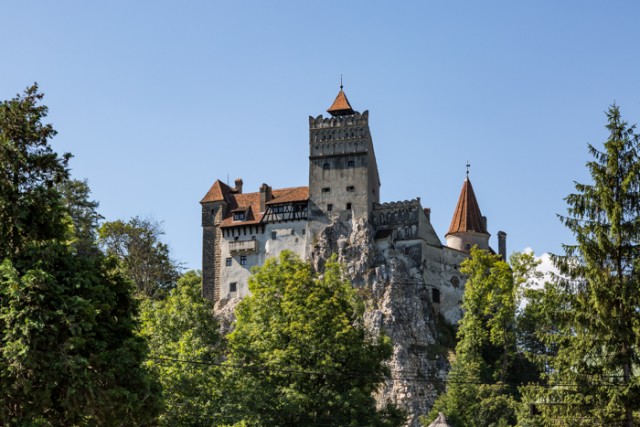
340,74,343,90
466,161,470,178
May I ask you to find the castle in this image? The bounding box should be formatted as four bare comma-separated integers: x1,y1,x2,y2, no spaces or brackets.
200,85,506,324
200,86,507,424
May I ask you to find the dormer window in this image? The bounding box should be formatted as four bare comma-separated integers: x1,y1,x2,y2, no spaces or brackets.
233,212,246,221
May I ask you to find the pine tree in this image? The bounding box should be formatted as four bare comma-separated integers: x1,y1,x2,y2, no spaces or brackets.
527,105,640,426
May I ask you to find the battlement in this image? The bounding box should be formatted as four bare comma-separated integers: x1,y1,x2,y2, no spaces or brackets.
372,198,422,227
309,110,369,129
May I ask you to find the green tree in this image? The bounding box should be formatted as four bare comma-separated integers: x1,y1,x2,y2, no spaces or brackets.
59,178,103,255
0,85,161,425
424,249,540,427
522,105,640,426
140,270,223,426
0,83,70,258
99,217,181,298
222,251,403,427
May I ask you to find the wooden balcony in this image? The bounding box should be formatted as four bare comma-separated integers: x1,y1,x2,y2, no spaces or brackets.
229,239,257,254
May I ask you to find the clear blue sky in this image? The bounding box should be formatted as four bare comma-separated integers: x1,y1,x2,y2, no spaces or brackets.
3,1,640,269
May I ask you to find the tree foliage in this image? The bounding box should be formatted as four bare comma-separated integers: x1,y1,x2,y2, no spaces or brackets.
425,249,540,427
222,251,404,427
59,178,103,255
99,217,181,299
0,84,70,259
140,270,223,426
521,105,640,426
0,85,160,426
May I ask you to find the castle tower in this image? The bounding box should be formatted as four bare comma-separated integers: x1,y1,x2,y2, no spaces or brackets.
308,86,381,221
445,176,490,252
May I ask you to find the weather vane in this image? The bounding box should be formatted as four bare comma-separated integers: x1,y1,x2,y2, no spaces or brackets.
466,161,470,177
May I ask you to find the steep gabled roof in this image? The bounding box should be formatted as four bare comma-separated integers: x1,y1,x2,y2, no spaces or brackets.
327,88,355,116
446,177,488,236
200,179,234,204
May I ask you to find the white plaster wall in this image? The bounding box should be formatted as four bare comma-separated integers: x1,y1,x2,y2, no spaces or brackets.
445,231,490,252
219,221,308,301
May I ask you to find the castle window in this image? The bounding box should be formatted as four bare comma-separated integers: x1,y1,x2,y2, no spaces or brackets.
302,229,306,235
233,212,245,221
465,243,471,250
291,229,295,235
240,255,247,266
432,288,440,304
347,160,355,168
327,204,333,212
346,186,355,192
322,187,331,193
229,282,237,293
225,257,232,267
323,163,330,171
346,203,352,210
271,231,277,240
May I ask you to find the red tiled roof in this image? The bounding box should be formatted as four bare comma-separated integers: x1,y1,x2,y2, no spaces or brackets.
327,89,355,116
200,179,233,203
220,186,309,228
266,186,309,205
446,178,488,236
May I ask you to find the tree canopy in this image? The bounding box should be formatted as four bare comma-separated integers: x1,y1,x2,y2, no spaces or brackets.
222,251,404,427
521,105,640,426
0,84,160,426
99,217,181,299
139,270,223,426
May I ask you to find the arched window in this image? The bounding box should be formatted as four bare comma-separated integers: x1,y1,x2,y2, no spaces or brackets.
323,163,330,171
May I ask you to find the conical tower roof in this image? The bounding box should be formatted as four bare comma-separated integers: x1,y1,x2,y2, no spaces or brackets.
446,177,488,236
327,86,355,116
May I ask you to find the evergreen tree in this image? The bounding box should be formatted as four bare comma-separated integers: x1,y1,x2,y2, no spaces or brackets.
0,84,70,258
222,251,403,427
523,105,640,426
0,85,161,425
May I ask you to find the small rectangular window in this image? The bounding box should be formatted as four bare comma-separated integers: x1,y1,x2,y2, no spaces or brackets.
432,288,440,304
271,231,277,240
346,186,355,192
347,160,355,168
233,212,245,221
302,229,306,235
225,257,232,266
240,255,247,266
346,203,352,210
327,204,333,212
322,187,331,193
230,282,237,292
323,163,330,170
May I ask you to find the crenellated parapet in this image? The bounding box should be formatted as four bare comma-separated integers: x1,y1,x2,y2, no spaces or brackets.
309,110,369,129
373,198,421,226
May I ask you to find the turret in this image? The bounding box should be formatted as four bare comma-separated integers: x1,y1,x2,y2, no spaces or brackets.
445,176,490,252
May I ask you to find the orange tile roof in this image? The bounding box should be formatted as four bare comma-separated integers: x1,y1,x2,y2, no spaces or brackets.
200,179,233,203
446,178,488,236
266,186,309,205
327,89,355,116
219,186,309,228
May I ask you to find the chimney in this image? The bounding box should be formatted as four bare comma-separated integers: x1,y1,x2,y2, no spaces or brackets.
234,178,243,194
498,231,507,260
260,183,272,212
423,207,431,222
482,216,488,231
